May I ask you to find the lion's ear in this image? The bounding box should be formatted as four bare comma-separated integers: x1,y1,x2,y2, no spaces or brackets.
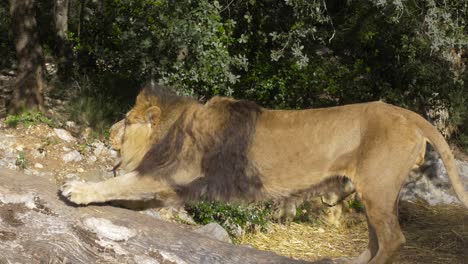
145,106,161,126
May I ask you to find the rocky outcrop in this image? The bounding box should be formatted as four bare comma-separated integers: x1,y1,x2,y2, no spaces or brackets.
0,168,330,264
401,152,468,205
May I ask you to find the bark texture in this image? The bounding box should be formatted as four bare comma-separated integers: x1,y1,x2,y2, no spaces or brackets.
8,0,45,112
54,0,72,79
0,168,332,264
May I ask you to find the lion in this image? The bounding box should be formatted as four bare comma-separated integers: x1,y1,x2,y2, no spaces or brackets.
61,84,468,264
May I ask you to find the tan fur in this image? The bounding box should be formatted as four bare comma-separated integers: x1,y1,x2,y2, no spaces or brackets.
61,85,468,264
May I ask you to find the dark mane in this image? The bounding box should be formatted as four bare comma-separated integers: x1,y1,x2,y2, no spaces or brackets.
142,83,197,114
136,95,265,202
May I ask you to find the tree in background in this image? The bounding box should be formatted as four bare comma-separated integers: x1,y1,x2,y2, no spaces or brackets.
8,0,45,112
54,0,73,80
0,0,466,146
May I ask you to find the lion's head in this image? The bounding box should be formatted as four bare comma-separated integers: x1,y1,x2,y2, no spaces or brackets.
109,85,196,172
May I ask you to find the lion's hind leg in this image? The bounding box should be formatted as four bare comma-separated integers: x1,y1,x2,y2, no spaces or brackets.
60,172,169,205
350,138,423,263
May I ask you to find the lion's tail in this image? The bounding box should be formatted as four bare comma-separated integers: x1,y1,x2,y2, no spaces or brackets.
411,112,468,208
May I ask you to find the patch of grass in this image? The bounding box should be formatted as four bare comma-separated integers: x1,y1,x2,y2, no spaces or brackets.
15,151,28,170
5,111,54,127
185,201,273,237
347,199,363,211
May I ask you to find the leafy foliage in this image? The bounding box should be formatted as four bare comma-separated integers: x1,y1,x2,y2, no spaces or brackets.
66,0,466,116
348,199,364,211
2,0,467,140
185,201,273,237
15,151,28,170
5,111,54,127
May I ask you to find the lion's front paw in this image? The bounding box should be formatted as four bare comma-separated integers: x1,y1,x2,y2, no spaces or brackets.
60,180,99,205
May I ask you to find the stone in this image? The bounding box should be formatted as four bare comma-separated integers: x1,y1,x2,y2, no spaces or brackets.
62,146,71,152
63,150,83,163
81,127,92,139
15,144,25,151
54,128,76,143
109,149,119,159
32,149,46,159
87,155,97,164
194,222,232,244
34,163,44,169
93,141,105,157
176,210,197,225
401,158,468,205
83,217,136,241
65,121,76,128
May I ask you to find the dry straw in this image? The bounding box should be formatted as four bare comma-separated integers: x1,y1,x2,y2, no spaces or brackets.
240,200,467,264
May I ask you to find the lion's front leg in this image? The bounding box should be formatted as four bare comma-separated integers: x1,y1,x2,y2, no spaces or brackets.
60,172,168,205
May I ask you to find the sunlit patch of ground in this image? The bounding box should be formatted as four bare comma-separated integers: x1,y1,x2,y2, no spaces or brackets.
241,200,467,264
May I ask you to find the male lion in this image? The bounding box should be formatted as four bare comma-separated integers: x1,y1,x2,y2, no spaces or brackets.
61,84,468,264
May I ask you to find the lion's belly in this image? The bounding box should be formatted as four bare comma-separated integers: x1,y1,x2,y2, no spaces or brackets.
250,108,361,192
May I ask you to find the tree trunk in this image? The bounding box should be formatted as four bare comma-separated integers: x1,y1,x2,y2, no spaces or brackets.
0,168,329,264
54,0,72,80
8,0,45,113
77,0,86,39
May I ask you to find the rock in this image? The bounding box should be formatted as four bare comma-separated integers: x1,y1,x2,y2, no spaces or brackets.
87,155,97,164
82,127,92,139
65,173,79,180
32,149,46,159
15,144,25,151
83,217,136,241
0,168,311,264
54,128,76,143
401,157,468,205
143,209,163,220
456,160,468,182
317,227,325,233
177,210,197,225
63,150,83,163
65,121,76,128
93,141,105,157
195,222,232,244
134,255,160,264
77,168,85,173
62,146,71,152
109,149,119,158
34,163,44,169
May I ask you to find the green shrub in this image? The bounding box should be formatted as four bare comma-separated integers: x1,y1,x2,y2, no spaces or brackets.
185,201,273,237
5,111,54,127
348,199,364,211
15,151,28,170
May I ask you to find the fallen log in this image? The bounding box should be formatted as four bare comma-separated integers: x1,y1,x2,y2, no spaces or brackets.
0,168,331,264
